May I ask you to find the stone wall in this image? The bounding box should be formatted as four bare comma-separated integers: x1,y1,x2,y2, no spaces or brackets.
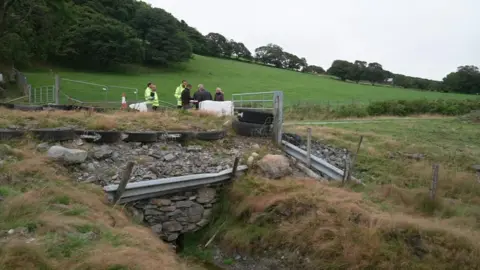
127,187,219,242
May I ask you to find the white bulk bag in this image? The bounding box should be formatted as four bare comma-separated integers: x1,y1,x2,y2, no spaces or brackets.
129,102,148,112
199,100,234,116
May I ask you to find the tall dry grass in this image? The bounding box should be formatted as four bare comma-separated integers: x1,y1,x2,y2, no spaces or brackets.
0,142,191,270
0,108,227,131
219,176,480,269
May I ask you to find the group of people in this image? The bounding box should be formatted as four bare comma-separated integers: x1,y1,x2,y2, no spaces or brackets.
144,80,225,111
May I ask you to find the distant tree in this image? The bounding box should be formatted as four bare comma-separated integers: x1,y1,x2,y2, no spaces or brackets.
327,60,352,81
254,43,285,68
299,57,308,71
364,62,385,85
303,65,325,74
230,41,252,60
443,65,480,94
347,60,367,83
205,32,231,57
283,52,301,70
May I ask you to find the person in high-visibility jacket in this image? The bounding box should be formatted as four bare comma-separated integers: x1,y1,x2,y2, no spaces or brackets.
144,82,159,111
174,80,188,108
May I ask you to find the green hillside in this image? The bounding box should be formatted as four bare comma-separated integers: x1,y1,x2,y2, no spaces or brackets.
25,55,474,106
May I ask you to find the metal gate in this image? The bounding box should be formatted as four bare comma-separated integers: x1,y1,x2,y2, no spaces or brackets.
232,91,284,145
30,85,55,104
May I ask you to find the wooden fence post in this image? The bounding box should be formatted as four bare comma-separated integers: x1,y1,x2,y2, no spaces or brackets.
430,164,440,200
231,157,240,179
113,161,135,204
54,74,60,105
306,128,312,167
346,135,364,182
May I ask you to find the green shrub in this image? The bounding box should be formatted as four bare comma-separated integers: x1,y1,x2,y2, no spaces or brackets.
284,98,480,119
365,99,480,117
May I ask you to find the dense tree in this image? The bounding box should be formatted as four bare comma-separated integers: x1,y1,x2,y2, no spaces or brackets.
303,65,325,74
253,44,308,70
443,65,480,94
131,6,191,65
364,62,385,85
179,20,208,55
230,41,252,60
205,32,232,58
57,5,143,68
327,60,352,81
348,60,367,83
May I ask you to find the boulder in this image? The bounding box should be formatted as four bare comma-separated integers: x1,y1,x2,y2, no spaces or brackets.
47,146,87,164
257,154,292,179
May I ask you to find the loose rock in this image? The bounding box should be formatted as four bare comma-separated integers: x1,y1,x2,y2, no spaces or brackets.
257,154,292,179
36,142,49,152
164,153,176,162
93,145,113,160
47,146,87,164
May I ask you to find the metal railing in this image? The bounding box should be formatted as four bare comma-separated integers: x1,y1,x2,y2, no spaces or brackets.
60,78,139,105
232,91,284,145
232,91,276,111
282,140,345,180
31,85,55,104
103,165,248,204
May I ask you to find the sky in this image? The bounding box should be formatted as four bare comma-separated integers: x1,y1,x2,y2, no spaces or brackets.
147,0,479,80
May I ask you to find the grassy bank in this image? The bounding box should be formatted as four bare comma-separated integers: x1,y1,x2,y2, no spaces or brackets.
0,142,195,270
182,117,480,269
24,55,473,105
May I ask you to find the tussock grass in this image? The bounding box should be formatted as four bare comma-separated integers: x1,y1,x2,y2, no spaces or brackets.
217,176,480,269
0,142,191,270
0,108,227,131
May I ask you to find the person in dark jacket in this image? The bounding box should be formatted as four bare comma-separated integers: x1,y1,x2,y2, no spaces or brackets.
214,87,224,101
194,84,213,109
180,84,193,109
192,87,200,110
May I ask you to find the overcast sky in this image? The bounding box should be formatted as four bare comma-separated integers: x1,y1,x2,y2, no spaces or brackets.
147,0,479,80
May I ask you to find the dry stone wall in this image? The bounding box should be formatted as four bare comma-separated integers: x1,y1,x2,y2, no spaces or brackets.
128,187,219,242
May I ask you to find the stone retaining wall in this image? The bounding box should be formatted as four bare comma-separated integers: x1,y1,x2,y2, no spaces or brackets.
127,187,219,242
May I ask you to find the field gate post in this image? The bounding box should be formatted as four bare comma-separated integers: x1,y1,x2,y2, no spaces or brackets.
28,85,32,104
54,74,60,105
272,91,284,145
306,128,312,167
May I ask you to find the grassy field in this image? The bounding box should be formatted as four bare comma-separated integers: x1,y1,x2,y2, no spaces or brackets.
179,116,480,269
24,55,474,106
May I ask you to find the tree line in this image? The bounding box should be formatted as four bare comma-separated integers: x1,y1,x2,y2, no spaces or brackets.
325,59,479,94
0,0,478,95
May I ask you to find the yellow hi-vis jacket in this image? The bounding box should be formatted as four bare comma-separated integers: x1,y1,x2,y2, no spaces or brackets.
174,84,183,106
144,87,159,107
